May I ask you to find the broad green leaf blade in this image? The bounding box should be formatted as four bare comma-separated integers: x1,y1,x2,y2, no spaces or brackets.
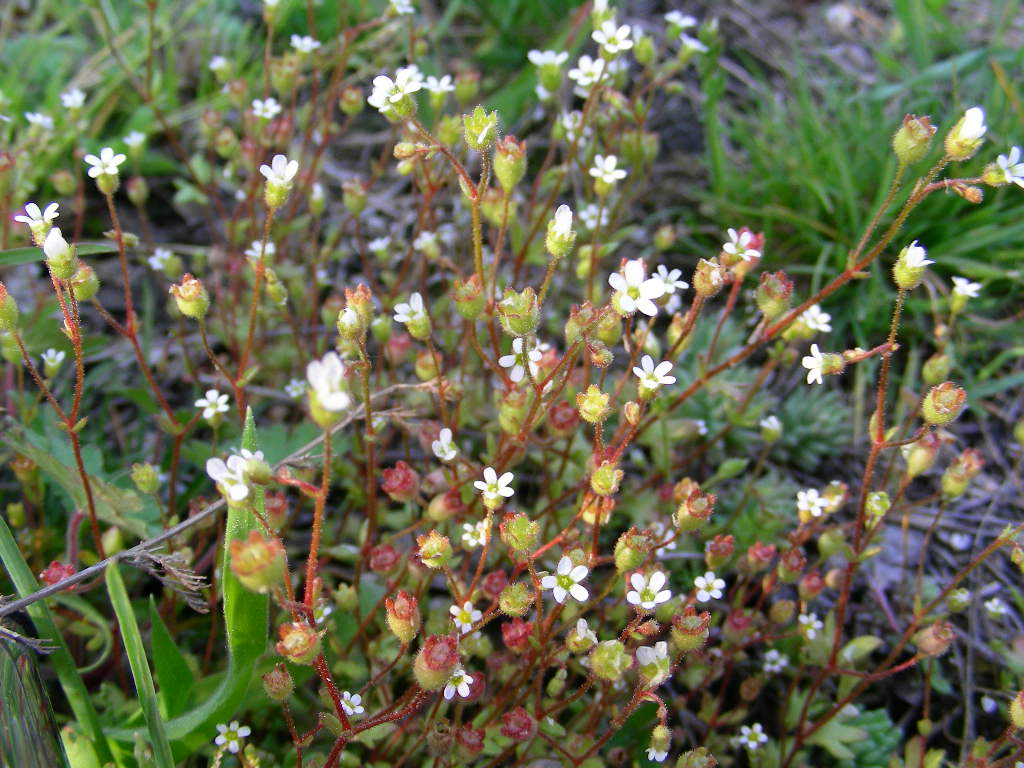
0,517,113,764
149,598,196,719
105,563,174,768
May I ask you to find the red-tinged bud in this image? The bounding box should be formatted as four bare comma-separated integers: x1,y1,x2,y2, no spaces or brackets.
915,621,955,657
905,431,944,479
671,606,711,653
427,488,465,522
381,460,419,503
921,382,966,426
756,270,793,320
276,621,322,665
344,282,374,329
342,177,369,215
481,569,509,599
941,448,983,499
799,570,826,602
416,530,452,569
39,560,75,586
452,274,486,320
264,490,290,529
500,707,536,742
169,273,209,319
414,635,460,690
262,663,294,702
494,135,527,191
704,534,734,570
722,609,755,644
547,399,580,438
339,85,364,116
368,543,401,574
455,726,485,760
673,478,715,532
501,618,533,653
230,530,286,594
385,590,421,644
744,541,776,574
777,548,806,583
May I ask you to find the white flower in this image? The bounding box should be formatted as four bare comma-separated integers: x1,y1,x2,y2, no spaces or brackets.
680,33,709,53
567,54,605,92
61,88,85,109
801,344,825,385
737,723,768,750
654,265,688,294
952,276,981,297
368,236,391,252
796,488,827,517
260,154,299,186
903,240,933,269
798,612,824,640
498,337,542,383
206,454,249,502
245,240,276,260
633,355,676,395
578,203,608,231
462,519,488,549
41,348,65,369
14,201,59,228
24,112,54,130
960,106,987,141
413,230,438,252
984,597,1008,618
573,618,597,645
84,147,126,178
474,467,515,504
763,649,788,674
693,571,725,603
444,666,473,700
450,601,482,634
369,67,422,112
290,34,321,54
389,0,414,13
552,204,573,237
529,49,569,67
801,304,832,333
42,227,72,262
626,571,672,611
540,556,590,604
647,748,668,762
214,721,251,754
636,641,668,669
148,247,173,271
393,291,428,325
759,414,781,433
209,55,229,73
609,259,665,316
285,378,306,399
341,691,364,717
665,11,697,29
590,154,627,185
723,227,760,262
195,389,230,421
592,20,633,55
252,98,282,120
996,146,1024,187
124,131,146,149
306,351,351,411
423,75,455,94
431,427,458,462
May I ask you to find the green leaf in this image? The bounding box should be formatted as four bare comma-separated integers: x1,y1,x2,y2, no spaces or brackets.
105,563,175,768
0,242,116,267
805,717,868,760
149,598,196,718
0,517,113,764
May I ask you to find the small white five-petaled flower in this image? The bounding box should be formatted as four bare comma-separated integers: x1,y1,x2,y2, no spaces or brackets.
589,154,628,185
195,389,230,421
341,691,364,716
802,344,825,385
903,240,934,269
424,75,455,94
798,612,824,640
462,520,488,549
646,747,668,762
655,265,688,294
763,648,789,673
450,601,482,634
626,571,672,612
474,467,515,504
609,259,665,317
393,292,428,324
307,351,351,411
996,146,1024,187
290,34,321,54
444,666,473,700
633,355,676,396
800,304,832,333
796,488,827,517
498,337,542,383
952,276,981,298
693,571,725,603
259,154,299,186
540,556,590,604
722,227,760,262
737,723,768,750
592,20,633,55
84,147,126,178
251,97,282,120
431,427,458,462
214,721,251,754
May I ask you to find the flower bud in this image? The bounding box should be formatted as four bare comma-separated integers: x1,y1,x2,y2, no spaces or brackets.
704,534,734,570
769,599,796,625
671,606,711,654
649,725,670,758
463,106,498,152
576,385,610,424
922,353,951,386
547,399,580,438
944,107,986,161
614,527,652,574
413,635,460,690
339,85,364,116
637,644,671,689
776,548,806,583
501,707,536,742
415,349,439,381
798,570,826,602
427,489,464,522
892,114,936,166
921,381,966,425
454,70,480,105
452,274,486,320
866,490,891,519
385,590,421,643
947,587,970,612
756,270,793,319
893,240,933,290
545,204,576,258
0,283,18,331
693,258,725,298
382,460,420,503
590,460,623,496
501,618,533,653
52,169,76,197
342,178,368,215
230,530,286,594
276,621,322,665
43,227,77,280
673,480,715,532
262,663,294,702
494,136,527,190
497,287,540,336
499,581,533,617
743,541,776,573
591,639,631,682
941,448,983,499
904,431,942,479
455,727,485,761
495,512,537,556
130,462,160,495
914,621,955,657
416,530,452,569
170,274,210,320
677,747,718,768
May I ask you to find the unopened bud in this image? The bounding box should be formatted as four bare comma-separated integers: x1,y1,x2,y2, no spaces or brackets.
169,274,210,319
590,460,623,496
262,663,294,701
499,581,533,617
385,590,421,643
892,114,936,166
413,635,459,690
494,136,526,190
921,381,966,425
590,639,631,682
498,512,539,555
230,530,286,594
416,530,452,569
915,621,955,657
576,385,610,424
